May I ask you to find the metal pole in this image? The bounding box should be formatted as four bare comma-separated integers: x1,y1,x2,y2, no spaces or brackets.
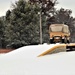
40,11,42,44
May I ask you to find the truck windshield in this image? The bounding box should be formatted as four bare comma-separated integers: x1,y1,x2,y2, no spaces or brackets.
50,25,63,32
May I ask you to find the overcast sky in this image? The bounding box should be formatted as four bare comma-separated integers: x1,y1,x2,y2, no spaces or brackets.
55,0,75,17
0,0,75,17
0,0,18,16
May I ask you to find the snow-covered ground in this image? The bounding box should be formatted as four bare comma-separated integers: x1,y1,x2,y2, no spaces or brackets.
0,44,75,75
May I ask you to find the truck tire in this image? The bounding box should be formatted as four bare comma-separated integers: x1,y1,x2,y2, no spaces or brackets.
62,39,65,43
49,39,54,44
67,40,70,43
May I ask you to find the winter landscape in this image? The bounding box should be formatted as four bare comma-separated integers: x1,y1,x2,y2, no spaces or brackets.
0,44,75,75
0,0,75,75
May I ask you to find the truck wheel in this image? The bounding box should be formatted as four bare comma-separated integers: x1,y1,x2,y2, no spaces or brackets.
49,39,54,44
62,39,65,43
67,40,70,43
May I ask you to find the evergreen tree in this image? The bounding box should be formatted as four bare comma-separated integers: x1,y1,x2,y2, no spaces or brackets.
0,17,5,48
5,0,40,48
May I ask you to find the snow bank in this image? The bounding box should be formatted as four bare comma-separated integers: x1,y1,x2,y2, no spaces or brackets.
0,44,58,59
0,44,75,75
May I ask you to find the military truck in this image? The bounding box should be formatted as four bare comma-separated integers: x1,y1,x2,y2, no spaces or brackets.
49,24,70,43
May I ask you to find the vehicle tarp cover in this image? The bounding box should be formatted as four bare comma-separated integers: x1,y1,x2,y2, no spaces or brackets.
49,24,69,33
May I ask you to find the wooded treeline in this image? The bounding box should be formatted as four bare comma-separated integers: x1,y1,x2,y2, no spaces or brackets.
0,0,75,49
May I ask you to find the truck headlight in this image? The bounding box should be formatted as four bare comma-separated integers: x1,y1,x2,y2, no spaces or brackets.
62,37,65,39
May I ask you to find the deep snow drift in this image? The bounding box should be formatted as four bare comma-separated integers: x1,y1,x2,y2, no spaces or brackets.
0,44,75,75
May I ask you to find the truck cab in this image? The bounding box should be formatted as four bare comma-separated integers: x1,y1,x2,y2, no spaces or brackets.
49,24,70,43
